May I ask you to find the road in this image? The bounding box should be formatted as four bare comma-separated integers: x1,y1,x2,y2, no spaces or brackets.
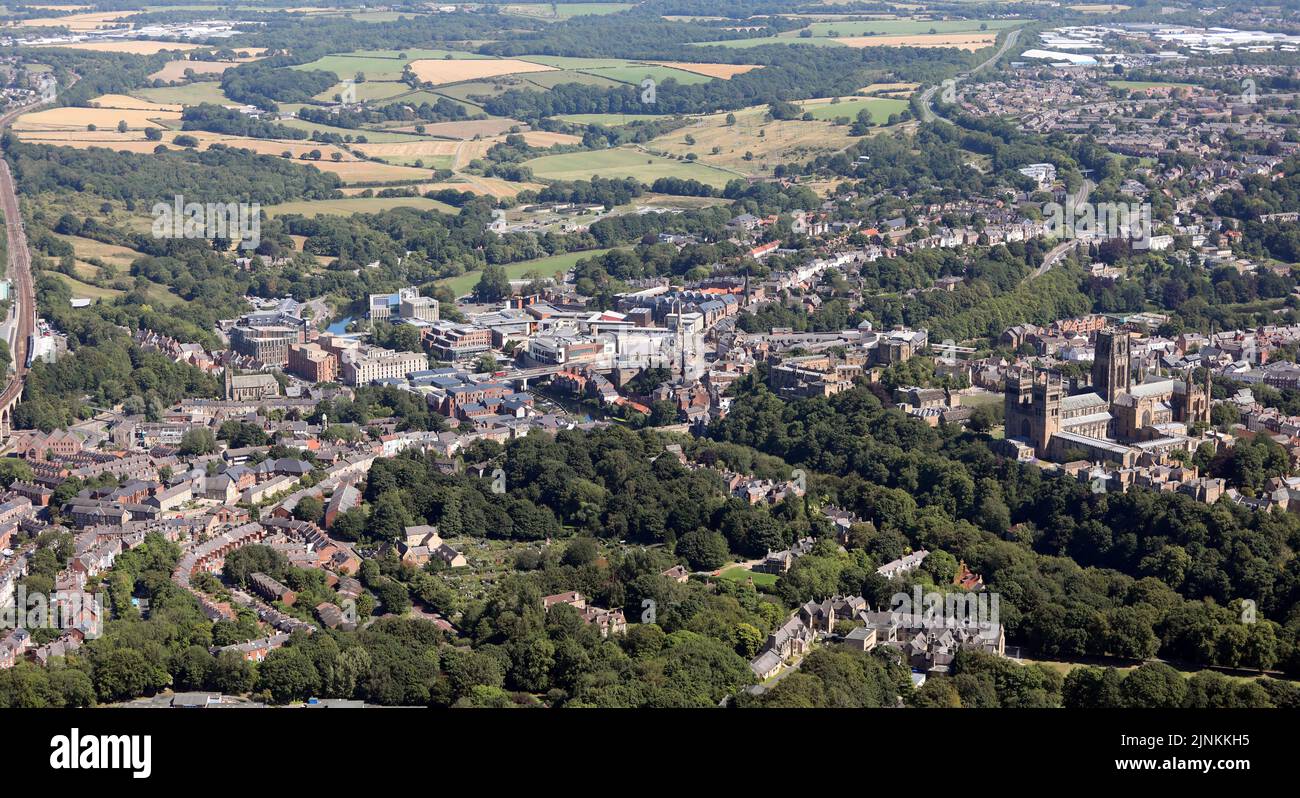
0,99,39,422
1030,178,1095,279
918,28,1022,124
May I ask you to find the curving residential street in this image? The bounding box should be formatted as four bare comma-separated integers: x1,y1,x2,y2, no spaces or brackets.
919,28,1022,124
1029,178,1096,280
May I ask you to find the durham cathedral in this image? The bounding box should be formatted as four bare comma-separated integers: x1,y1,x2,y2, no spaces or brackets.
1005,328,1212,467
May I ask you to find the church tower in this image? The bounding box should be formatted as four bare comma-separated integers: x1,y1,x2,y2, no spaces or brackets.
1092,328,1131,404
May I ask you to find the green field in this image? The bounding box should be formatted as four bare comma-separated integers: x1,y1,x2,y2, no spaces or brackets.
55,273,123,301
523,147,739,187
580,64,715,86
132,82,232,105
314,80,414,103
521,70,628,90
292,54,410,81
266,196,459,218
799,96,909,122
380,154,455,169
793,19,1020,37
350,48,491,60
51,268,186,306
556,112,671,126
691,36,846,49
347,10,415,23
276,118,430,143
515,55,637,69
438,247,617,298
718,565,778,588
435,81,511,105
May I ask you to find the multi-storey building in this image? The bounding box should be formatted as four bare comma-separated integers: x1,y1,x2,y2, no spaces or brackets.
369,287,439,323
287,342,338,384
340,347,427,386
424,322,492,361
229,324,303,367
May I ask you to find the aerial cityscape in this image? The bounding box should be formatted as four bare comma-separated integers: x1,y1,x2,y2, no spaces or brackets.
0,0,1296,766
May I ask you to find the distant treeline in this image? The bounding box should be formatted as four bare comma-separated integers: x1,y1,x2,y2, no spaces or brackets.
181,103,309,140
5,137,344,205
221,60,338,111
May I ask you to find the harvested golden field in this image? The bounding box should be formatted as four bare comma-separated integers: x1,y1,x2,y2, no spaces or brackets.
404,118,524,138
352,140,462,159
648,62,762,79
355,139,491,169
18,10,135,29
39,40,203,55
836,33,996,50
148,60,243,81
862,81,919,94
13,104,180,132
18,129,161,143
193,135,357,161
16,127,357,163
408,58,556,85
453,140,494,168
90,94,182,112
517,130,582,147
415,175,542,198
304,159,434,184
19,137,165,153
